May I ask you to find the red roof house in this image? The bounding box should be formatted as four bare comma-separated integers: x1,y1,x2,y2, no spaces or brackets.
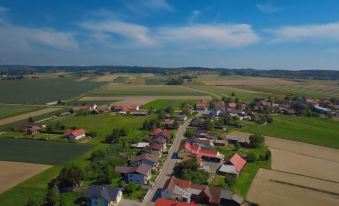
229,153,246,173
195,100,208,111
155,198,196,206
178,143,224,161
64,129,86,140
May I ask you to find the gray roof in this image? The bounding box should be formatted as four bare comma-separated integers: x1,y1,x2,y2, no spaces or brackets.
85,185,121,202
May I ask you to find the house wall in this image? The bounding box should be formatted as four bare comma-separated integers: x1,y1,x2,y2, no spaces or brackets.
127,173,147,184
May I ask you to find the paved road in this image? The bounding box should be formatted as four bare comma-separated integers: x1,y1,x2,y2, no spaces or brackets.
141,118,193,206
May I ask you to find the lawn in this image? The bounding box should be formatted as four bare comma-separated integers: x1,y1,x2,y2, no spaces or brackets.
141,99,197,110
0,104,42,119
241,115,339,149
48,112,152,143
0,138,93,165
0,78,104,104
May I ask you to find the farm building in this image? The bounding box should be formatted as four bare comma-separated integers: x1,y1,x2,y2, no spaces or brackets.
15,123,45,135
225,131,252,145
178,142,224,162
84,185,122,206
218,153,246,177
64,129,86,140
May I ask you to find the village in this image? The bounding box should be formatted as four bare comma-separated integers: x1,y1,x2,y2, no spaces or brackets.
5,94,337,206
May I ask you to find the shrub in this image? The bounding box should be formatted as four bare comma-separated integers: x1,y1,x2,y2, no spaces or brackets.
249,134,265,148
264,149,271,161
247,152,257,162
224,175,237,186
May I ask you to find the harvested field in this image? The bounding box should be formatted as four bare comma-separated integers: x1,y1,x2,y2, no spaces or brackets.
75,77,89,82
93,74,117,82
0,161,51,194
247,169,339,206
0,107,61,126
79,96,211,106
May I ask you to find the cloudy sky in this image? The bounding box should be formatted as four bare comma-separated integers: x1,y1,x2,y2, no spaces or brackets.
0,0,339,69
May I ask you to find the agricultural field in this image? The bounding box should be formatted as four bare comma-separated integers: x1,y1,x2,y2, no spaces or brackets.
247,137,339,206
141,99,197,110
0,138,93,165
0,104,42,119
0,161,51,194
0,78,104,104
241,115,339,149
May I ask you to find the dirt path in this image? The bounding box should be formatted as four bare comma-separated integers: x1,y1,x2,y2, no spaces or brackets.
0,161,51,194
0,107,61,126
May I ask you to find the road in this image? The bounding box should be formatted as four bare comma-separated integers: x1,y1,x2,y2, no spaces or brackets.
141,118,193,206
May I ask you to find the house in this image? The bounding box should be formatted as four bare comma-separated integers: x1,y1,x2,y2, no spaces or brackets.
227,102,237,109
130,142,149,149
150,142,167,153
306,98,321,106
187,138,214,149
175,114,188,121
161,177,243,205
210,109,221,117
111,105,139,114
95,105,110,113
130,109,148,116
115,164,152,185
195,100,208,111
15,123,44,135
214,138,227,146
178,142,224,162
150,128,171,140
64,129,86,140
313,105,332,114
84,185,122,206
164,118,176,129
190,118,205,128
196,130,209,137
225,131,251,145
128,153,160,168
211,100,225,112
219,153,246,177
155,198,197,206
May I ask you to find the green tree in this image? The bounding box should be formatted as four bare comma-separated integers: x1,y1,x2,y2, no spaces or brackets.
173,158,209,184
26,191,45,206
234,142,240,151
57,165,85,191
247,152,257,162
264,149,271,161
185,128,194,138
249,134,265,148
203,119,215,130
224,175,237,186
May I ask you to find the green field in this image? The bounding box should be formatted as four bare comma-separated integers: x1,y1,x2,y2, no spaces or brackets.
0,104,42,119
241,115,339,149
0,138,93,165
0,78,104,104
91,85,205,96
141,99,197,110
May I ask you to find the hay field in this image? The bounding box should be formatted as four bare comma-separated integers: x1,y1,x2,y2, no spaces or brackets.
79,95,211,106
247,169,339,206
0,107,61,126
0,104,41,119
0,161,51,194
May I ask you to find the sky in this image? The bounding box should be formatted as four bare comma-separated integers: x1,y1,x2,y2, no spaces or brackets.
0,0,339,70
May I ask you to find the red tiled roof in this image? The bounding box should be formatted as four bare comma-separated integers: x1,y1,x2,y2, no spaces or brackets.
155,198,196,206
184,143,218,158
64,129,86,137
228,103,237,108
229,153,246,172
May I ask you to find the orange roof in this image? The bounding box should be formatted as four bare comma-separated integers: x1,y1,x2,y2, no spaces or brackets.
229,153,246,172
64,129,86,137
184,142,218,158
155,199,196,206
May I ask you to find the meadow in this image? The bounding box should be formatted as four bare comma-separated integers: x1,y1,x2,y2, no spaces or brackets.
0,78,104,104
0,138,93,165
241,115,339,149
141,99,197,110
0,104,42,119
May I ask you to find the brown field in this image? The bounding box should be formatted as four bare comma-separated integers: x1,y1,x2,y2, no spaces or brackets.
79,95,212,106
247,137,339,206
0,107,61,126
0,161,51,194
93,74,118,82
247,169,339,206
197,75,299,86
75,77,89,82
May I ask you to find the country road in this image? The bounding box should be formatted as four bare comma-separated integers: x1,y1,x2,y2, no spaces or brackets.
141,117,193,206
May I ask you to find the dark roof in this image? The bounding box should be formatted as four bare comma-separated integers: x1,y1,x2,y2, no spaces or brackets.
115,164,151,176
84,185,120,202
129,153,160,163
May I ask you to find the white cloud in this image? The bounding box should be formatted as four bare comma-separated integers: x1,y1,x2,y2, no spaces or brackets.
157,24,259,48
0,20,78,51
188,10,201,23
0,6,9,13
256,2,280,13
78,19,156,46
267,22,339,43
125,0,172,15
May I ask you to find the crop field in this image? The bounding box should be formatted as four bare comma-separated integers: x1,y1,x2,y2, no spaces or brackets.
0,78,104,104
91,85,206,96
0,138,93,165
247,169,339,206
0,104,42,119
0,107,62,126
141,99,197,110
0,161,51,194
241,115,339,149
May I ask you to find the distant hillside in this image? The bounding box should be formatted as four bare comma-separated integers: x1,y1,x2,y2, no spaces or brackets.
1,65,339,80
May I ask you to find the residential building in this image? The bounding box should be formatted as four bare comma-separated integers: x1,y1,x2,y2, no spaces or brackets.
115,164,152,185
84,185,122,206
155,198,197,206
64,129,86,140
128,153,160,168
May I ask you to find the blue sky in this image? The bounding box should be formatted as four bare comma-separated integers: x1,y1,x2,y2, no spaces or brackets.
0,0,339,69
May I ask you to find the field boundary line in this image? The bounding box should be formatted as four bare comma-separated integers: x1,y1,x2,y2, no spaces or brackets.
271,169,339,184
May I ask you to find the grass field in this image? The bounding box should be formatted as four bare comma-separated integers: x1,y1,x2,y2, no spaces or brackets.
0,78,104,104
141,99,197,110
0,104,42,119
241,115,339,149
0,138,93,165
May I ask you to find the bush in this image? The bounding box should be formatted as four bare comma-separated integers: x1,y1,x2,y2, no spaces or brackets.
264,149,271,161
234,142,240,151
26,191,45,206
249,134,265,148
224,175,237,186
185,128,194,138
173,158,209,184
247,152,257,162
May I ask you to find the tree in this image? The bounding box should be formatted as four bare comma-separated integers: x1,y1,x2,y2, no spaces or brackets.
231,92,236,96
165,106,175,114
264,149,271,161
181,108,191,117
90,149,106,161
26,191,45,206
234,142,240,151
57,165,85,191
173,158,209,184
224,175,237,186
247,152,257,162
28,117,34,123
203,119,215,130
185,128,194,138
249,134,265,148
157,109,167,119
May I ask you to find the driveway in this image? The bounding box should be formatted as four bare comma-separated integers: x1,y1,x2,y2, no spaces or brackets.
141,118,193,206
119,198,143,206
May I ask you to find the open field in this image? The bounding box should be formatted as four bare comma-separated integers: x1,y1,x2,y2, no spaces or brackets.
0,107,61,126
79,95,211,106
0,161,51,194
241,115,339,149
141,99,197,110
247,169,339,206
0,78,104,104
0,138,93,165
196,75,299,86
0,104,42,119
